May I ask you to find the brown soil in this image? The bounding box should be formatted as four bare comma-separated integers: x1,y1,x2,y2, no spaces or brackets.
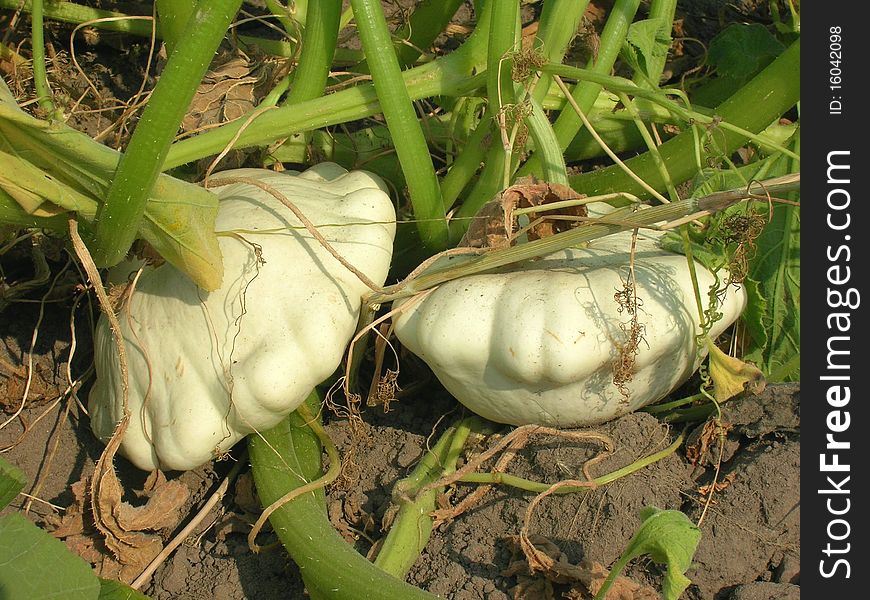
1,312,801,600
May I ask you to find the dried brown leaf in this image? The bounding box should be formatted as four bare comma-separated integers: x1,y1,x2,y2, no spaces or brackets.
505,534,660,600
460,178,586,249
56,418,190,583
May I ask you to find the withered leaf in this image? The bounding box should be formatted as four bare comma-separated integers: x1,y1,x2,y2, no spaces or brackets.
50,416,191,583
505,534,660,600
460,178,586,249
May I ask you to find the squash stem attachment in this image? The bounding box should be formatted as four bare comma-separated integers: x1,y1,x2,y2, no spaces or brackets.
249,392,441,600
372,416,483,578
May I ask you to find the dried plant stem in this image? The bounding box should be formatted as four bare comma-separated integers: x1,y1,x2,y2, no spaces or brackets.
553,74,670,205
131,454,247,589
69,218,135,551
412,425,614,504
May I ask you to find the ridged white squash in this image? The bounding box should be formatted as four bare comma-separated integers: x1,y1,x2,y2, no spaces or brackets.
89,164,395,471
393,214,745,427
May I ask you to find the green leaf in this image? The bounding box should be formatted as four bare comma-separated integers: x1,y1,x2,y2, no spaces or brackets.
620,18,670,85
708,23,784,82
0,456,26,510
98,578,154,600
658,143,800,381
0,82,223,291
748,194,799,380
744,138,800,381
594,507,701,600
740,277,768,352
0,514,101,600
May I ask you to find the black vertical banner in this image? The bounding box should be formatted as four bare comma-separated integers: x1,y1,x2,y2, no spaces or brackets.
804,4,866,596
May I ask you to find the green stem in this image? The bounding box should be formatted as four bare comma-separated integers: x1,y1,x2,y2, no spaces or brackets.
633,0,677,88
284,0,340,105
392,0,467,68
264,0,296,34
277,0,341,163
155,0,196,56
616,92,678,201
448,141,504,242
291,0,308,26
520,0,640,177
373,417,478,578
0,1,362,64
366,174,799,305
249,411,439,600
30,0,56,116
530,0,590,105
457,428,685,492
90,0,242,267
440,106,492,209
442,0,520,242
642,393,705,415
525,94,568,185
349,0,448,250
541,64,799,161
486,0,519,188
568,38,801,198
165,1,490,168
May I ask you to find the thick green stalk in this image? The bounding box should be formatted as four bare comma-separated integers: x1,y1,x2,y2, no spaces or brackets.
350,0,447,250
486,0,520,188
0,0,365,63
249,413,439,600
30,0,56,116
393,0,466,67
277,0,341,163
0,87,223,290
530,0,591,105
264,0,296,33
373,418,492,578
520,0,640,177
633,0,677,88
525,94,567,185
168,67,486,168
552,0,639,143
353,0,466,71
448,141,504,242
90,0,242,267
155,0,196,56
291,0,308,25
165,1,490,167
373,421,468,577
284,0,341,105
439,106,493,209
445,0,520,242
568,38,801,198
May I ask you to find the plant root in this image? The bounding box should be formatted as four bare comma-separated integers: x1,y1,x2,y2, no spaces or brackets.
418,425,614,525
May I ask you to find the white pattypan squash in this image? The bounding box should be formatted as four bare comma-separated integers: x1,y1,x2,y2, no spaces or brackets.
393,214,746,428
89,164,395,471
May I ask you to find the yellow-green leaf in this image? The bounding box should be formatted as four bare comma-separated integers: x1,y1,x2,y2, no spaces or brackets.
706,338,766,402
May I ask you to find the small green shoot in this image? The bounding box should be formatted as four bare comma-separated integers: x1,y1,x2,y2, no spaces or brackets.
593,507,701,600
